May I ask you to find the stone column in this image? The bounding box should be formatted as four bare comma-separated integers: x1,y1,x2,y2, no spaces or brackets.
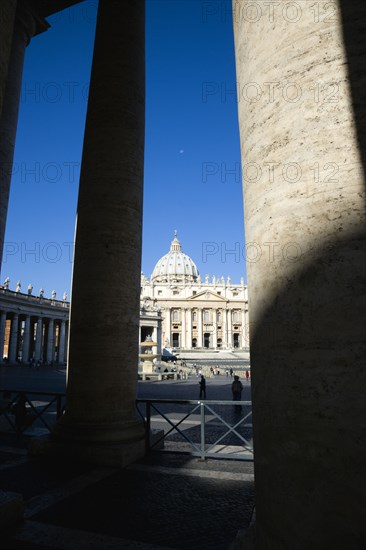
197,308,203,347
22,314,30,362
227,309,232,349
0,311,7,361
46,318,54,363
156,319,162,355
8,312,18,362
187,308,192,350
233,1,366,547
222,309,227,349
51,0,146,467
58,320,66,364
212,313,217,349
0,1,17,117
34,317,42,361
0,1,49,268
181,307,186,349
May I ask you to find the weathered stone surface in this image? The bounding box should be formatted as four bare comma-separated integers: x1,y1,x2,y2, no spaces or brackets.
233,1,366,548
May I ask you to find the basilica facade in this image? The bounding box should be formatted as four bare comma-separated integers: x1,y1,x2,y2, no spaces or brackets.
140,233,249,353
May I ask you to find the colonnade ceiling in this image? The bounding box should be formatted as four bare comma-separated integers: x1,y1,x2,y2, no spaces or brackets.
35,0,85,17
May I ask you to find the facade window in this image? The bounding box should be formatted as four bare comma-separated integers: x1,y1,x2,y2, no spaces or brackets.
192,311,197,322
173,291,179,295
217,311,222,322
203,310,210,322
172,310,179,321
193,291,196,295
217,291,221,295
232,311,239,322
158,290,162,295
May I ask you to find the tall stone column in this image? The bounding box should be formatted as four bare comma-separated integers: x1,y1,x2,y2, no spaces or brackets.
197,308,203,347
8,312,18,362
181,308,186,349
187,308,192,350
212,316,217,349
0,1,49,268
156,319,162,355
34,317,42,361
0,311,7,361
58,320,66,364
222,309,227,349
233,1,366,547
52,0,146,467
46,318,54,363
22,314,30,362
0,1,17,118
227,309,232,349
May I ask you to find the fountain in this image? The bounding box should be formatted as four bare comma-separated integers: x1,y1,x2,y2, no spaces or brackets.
139,335,160,375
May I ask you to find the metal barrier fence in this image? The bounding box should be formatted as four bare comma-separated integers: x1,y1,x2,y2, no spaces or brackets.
136,398,253,461
0,389,65,436
0,392,253,462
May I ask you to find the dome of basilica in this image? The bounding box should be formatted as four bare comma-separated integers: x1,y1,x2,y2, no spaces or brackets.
151,232,199,283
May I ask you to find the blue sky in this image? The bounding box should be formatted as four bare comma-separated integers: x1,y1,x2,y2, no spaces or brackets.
2,0,246,298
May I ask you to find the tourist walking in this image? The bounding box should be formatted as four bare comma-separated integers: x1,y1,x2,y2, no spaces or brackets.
199,374,206,399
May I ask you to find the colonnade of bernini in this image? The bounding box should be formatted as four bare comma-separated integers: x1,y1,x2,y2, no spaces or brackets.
0,282,69,364
0,1,365,549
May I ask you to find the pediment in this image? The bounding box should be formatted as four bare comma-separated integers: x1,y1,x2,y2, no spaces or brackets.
188,290,227,302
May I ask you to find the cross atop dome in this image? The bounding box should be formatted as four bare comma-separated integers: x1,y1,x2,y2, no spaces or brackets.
170,230,182,252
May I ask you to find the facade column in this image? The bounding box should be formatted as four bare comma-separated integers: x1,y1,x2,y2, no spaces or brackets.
197,308,203,347
227,309,232,349
212,313,217,349
22,314,31,362
165,308,171,348
187,308,192,350
156,318,162,355
46,318,54,363
222,309,227,349
0,311,7,361
34,317,42,361
8,312,18,362
50,1,146,467
0,1,49,268
58,320,66,364
234,2,366,546
181,308,186,349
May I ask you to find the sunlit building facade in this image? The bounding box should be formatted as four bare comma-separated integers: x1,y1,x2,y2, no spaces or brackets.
140,233,249,351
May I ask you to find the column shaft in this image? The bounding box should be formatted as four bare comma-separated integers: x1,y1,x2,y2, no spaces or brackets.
22,314,30,362
46,318,54,363
0,2,48,267
197,308,203,347
0,311,7,361
187,308,192,350
181,308,186,349
8,312,18,362
53,0,146,466
34,317,42,361
234,1,366,546
58,320,66,364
